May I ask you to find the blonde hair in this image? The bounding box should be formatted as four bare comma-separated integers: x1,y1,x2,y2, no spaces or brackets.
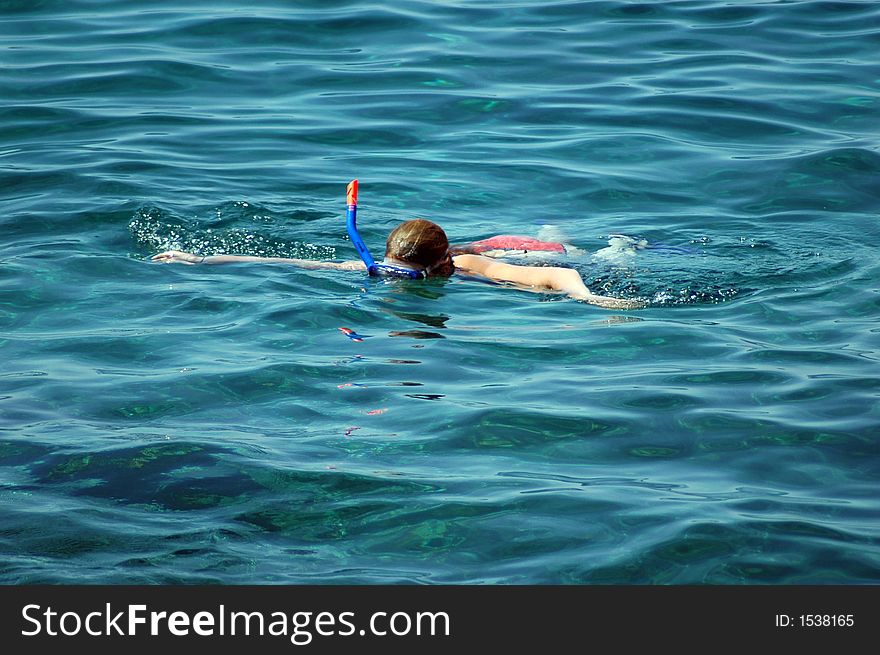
385,219,454,276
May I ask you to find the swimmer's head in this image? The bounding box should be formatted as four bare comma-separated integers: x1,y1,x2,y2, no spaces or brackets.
384,219,454,277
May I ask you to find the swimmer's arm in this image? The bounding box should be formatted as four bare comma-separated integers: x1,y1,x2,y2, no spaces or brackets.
453,254,645,310
151,250,365,271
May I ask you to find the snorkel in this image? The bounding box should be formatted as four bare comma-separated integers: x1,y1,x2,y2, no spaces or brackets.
345,180,376,273
345,179,425,279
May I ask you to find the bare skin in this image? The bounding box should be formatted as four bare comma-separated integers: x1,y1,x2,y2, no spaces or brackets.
450,253,645,310
150,251,366,270
151,250,645,310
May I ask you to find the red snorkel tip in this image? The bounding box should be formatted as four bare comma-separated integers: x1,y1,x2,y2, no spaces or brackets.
346,179,358,206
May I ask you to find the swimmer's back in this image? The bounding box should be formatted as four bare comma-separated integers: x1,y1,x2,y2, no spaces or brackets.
453,235,567,256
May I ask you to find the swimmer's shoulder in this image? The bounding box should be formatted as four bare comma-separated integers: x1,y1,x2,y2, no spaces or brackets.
452,253,541,283
451,253,493,276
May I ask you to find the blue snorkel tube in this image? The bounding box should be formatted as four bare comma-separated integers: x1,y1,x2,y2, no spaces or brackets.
345,179,424,279
345,180,377,274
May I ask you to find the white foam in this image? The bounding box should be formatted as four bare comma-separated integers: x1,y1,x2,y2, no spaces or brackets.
591,235,648,266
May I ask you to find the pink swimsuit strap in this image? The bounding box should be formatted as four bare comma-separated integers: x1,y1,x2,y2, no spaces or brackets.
467,235,566,253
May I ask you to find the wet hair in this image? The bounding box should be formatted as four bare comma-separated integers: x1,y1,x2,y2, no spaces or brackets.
384,219,454,277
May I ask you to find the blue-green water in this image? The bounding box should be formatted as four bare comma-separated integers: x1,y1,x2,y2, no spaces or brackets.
2,0,879,584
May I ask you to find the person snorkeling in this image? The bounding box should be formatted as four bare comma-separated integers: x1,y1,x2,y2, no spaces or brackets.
151,180,645,310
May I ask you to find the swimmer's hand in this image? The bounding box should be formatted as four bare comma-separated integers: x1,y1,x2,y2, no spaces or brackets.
538,266,648,309
151,250,204,265
573,293,648,310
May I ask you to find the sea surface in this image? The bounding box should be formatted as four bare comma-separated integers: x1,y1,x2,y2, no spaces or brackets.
1,0,879,584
